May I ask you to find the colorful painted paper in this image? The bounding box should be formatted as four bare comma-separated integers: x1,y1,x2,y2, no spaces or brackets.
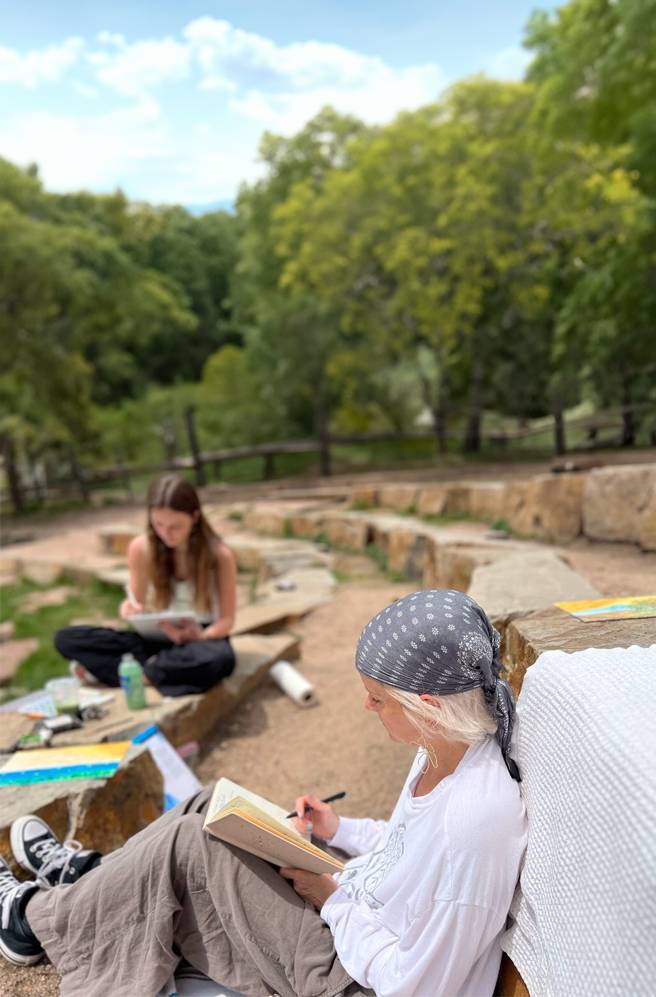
555,595,656,623
0,741,131,787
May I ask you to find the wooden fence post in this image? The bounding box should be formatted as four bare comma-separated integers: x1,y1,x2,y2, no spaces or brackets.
184,406,206,487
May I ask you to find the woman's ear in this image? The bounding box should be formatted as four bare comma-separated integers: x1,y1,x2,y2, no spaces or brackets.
419,693,440,710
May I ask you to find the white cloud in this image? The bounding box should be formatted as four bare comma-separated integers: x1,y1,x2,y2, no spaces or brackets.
486,45,533,80
183,16,443,109
88,34,191,97
1,96,168,193
0,18,447,201
0,37,83,88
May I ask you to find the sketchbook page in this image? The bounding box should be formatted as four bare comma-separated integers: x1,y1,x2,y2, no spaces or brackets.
205,777,301,835
129,610,199,624
206,812,343,874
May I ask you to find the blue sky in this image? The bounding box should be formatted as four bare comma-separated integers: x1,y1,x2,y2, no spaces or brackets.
0,1,557,206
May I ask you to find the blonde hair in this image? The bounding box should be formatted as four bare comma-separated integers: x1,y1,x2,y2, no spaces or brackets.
386,686,497,745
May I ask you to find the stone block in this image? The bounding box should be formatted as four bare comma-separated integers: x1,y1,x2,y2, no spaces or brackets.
503,606,656,698
468,550,600,635
228,535,266,572
468,482,507,523
416,485,450,517
387,529,432,579
378,484,419,512
0,746,163,876
256,568,336,602
288,511,325,538
431,544,512,592
506,474,587,543
0,620,15,642
19,560,62,585
243,507,289,537
443,484,472,516
98,525,138,557
0,638,39,684
583,464,656,544
323,514,371,550
351,485,379,508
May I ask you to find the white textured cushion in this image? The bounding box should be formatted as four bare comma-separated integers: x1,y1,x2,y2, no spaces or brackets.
503,644,656,996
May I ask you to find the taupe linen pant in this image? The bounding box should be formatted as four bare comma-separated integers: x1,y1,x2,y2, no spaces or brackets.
27,788,367,997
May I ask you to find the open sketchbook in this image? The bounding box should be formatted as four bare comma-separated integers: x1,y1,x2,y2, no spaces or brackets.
203,778,344,875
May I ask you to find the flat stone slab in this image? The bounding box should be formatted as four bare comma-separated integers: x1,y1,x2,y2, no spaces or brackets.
46,632,300,749
231,596,329,635
503,606,656,697
0,638,39,684
18,585,75,613
468,551,600,630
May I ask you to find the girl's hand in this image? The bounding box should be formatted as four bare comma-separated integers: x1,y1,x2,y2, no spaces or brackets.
292,795,340,840
279,868,339,911
159,620,204,644
120,598,143,620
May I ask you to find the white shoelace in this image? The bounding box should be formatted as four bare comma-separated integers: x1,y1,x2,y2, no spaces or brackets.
33,837,83,888
0,866,32,930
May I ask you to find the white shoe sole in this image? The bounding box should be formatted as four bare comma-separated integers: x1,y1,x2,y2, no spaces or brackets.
10,815,40,876
0,931,42,966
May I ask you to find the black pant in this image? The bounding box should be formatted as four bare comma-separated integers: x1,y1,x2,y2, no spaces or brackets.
54,625,236,697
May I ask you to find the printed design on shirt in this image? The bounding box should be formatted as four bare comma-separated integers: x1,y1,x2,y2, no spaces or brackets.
338,823,406,909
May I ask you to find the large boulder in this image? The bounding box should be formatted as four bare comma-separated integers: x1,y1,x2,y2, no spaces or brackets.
583,465,656,544
322,513,371,550
416,485,450,517
243,506,289,537
0,745,163,876
467,483,507,523
467,550,600,635
387,528,432,579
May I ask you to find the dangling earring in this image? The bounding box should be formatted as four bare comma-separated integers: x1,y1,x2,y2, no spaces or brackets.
420,742,439,772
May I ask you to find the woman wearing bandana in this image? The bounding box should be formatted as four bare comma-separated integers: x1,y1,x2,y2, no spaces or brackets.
0,591,527,997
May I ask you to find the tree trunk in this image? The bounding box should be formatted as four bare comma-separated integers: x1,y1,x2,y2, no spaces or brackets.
314,389,332,477
553,409,566,455
67,446,90,504
2,433,25,514
621,377,636,447
462,353,483,453
184,406,206,486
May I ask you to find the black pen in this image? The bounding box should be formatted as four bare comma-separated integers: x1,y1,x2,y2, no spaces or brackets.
285,791,346,819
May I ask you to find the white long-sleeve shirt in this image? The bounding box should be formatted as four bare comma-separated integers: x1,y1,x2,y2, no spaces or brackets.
321,737,527,997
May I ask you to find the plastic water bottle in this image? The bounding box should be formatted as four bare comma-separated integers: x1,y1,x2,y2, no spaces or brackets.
118,653,147,710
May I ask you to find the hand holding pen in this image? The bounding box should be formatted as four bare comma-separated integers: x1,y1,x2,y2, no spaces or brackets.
287,792,346,840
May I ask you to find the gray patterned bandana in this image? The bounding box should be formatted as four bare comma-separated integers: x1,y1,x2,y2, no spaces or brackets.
356,589,520,780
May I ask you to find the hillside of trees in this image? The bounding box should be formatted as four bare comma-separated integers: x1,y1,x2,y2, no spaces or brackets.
2,0,655,510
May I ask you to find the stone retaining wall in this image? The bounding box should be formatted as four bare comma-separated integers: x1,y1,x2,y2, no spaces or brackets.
355,463,656,550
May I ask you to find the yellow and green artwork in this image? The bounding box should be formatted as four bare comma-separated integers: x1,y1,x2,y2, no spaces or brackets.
555,596,656,623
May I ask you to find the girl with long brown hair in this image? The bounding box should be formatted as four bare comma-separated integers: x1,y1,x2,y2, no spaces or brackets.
54,473,237,696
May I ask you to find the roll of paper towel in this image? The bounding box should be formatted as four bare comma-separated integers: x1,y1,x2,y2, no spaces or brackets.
269,661,317,708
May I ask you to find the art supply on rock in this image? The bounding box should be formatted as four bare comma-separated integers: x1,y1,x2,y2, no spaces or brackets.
15,727,53,751
44,677,80,716
269,660,317,708
0,691,58,719
133,726,201,811
118,653,147,710
0,741,131,786
555,594,656,622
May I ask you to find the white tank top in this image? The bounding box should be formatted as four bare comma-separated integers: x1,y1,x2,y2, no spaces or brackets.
168,578,219,623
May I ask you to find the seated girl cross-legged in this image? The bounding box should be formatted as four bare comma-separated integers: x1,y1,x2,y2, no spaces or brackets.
0,590,527,997
54,473,238,697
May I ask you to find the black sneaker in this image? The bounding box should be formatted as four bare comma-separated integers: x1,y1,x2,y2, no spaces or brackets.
0,857,42,966
11,815,101,889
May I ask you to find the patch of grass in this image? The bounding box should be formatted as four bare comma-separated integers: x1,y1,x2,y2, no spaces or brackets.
401,503,417,516
349,499,373,512
227,510,244,521
0,575,121,691
282,518,295,539
490,518,512,534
